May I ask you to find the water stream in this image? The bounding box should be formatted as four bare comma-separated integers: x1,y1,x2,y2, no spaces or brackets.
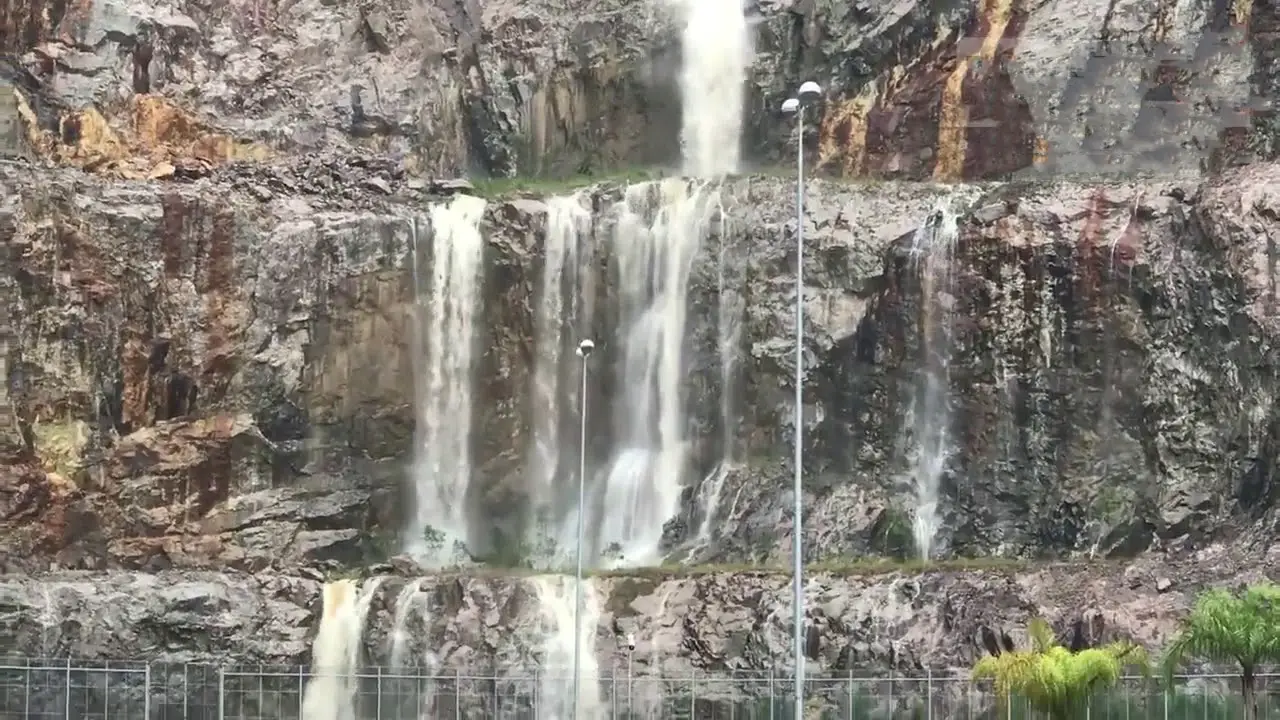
300,578,385,720
531,574,604,718
407,195,487,564
905,205,960,561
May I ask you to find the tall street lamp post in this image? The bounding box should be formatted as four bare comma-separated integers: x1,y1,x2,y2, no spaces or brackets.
571,337,595,720
780,80,822,720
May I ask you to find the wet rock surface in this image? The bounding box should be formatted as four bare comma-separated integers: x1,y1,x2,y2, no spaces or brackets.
2,160,1279,572
5,0,1279,180
0,550,1272,684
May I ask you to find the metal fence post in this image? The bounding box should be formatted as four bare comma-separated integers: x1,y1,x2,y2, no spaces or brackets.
926,667,932,720
23,666,30,719
217,667,225,720
690,672,696,717
848,669,853,720
144,664,151,720
376,666,383,720
298,665,305,717
887,669,894,716
64,658,72,720
455,669,461,720
768,669,775,720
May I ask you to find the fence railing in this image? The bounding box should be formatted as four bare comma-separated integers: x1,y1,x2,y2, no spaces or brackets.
1,660,1279,719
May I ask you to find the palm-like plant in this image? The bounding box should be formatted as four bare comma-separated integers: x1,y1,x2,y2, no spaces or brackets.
1162,583,1280,720
972,618,1149,719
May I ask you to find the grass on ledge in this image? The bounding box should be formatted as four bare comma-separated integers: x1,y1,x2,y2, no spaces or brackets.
468,167,661,198
464,165,898,199
404,556,1076,581
598,555,1033,578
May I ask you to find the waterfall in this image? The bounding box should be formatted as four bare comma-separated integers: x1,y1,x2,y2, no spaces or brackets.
524,0,748,568
530,574,604,719
691,195,742,556
678,0,751,177
300,578,384,720
905,205,960,561
523,0,751,707
387,579,424,670
530,194,592,552
597,179,721,567
407,195,487,564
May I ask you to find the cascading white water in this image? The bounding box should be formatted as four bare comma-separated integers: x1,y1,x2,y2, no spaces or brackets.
39,586,57,656
385,579,445,718
905,206,960,562
407,195,487,564
691,195,742,557
524,0,752,709
677,0,752,177
300,578,384,720
596,179,721,566
529,194,592,551
387,579,424,670
531,574,604,719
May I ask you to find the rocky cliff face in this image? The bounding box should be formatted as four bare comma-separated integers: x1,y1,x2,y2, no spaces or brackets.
3,0,1280,685
0,550,1273,712
3,159,1279,574
5,0,1279,180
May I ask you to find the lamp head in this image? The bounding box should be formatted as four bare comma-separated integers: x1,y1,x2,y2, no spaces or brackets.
577,339,595,357
626,633,636,651
781,97,800,115
797,81,822,105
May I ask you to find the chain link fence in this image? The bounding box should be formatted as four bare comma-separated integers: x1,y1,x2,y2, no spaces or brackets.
0,660,1278,719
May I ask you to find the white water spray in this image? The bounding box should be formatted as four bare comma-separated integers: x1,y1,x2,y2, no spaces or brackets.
301,578,384,720
531,575,603,719
525,0,752,704
408,195,487,563
690,195,743,556
596,179,720,566
906,205,960,562
39,586,57,656
530,194,592,549
678,0,752,177
387,579,424,670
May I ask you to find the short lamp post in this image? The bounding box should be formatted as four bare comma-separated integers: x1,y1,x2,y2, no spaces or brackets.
571,338,594,720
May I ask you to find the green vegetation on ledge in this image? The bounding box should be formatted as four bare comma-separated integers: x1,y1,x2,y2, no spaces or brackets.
468,167,662,198
464,164,897,199
412,555,1080,580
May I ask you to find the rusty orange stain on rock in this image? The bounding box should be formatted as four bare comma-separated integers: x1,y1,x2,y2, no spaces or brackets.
121,328,150,428
1033,136,1049,166
201,210,239,399
1233,0,1253,29
15,94,270,178
935,0,1017,181
1072,188,1110,315
817,83,878,177
0,0,71,54
818,0,1032,181
159,193,187,279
